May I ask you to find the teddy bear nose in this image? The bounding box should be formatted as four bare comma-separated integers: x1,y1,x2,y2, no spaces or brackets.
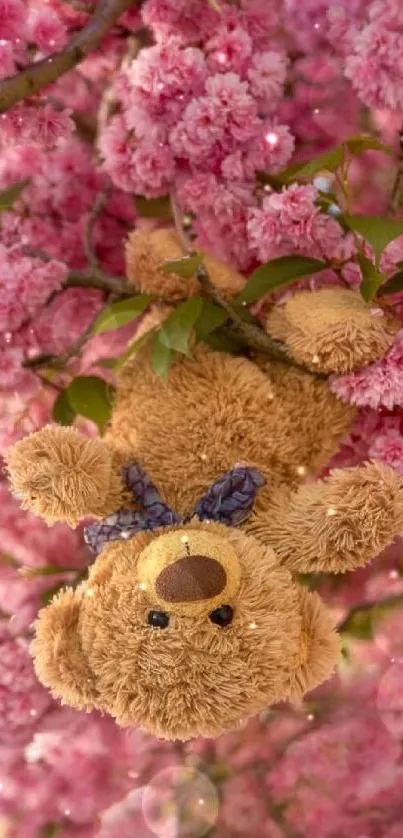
155,555,227,603
137,529,241,617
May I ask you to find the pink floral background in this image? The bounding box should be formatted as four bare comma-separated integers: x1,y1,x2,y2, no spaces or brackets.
1,1,403,837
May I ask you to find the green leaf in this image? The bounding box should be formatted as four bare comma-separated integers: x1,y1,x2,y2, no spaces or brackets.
135,195,171,219
315,189,338,208
275,160,312,184
194,301,228,341
92,295,153,335
161,253,203,279
256,171,285,190
97,357,118,368
344,215,403,264
0,553,18,568
66,376,114,433
340,608,373,640
271,136,389,188
237,256,327,305
232,304,260,325
41,823,61,838
52,390,76,426
287,146,344,180
202,331,244,354
114,328,156,371
22,564,71,577
345,136,391,155
151,333,175,379
357,253,385,302
159,297,204,356
340,595,403,639
40,585,63,607
378,270,403,296
0,179,30,210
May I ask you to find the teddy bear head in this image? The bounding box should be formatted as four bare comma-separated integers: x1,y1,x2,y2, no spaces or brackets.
31,464,339,741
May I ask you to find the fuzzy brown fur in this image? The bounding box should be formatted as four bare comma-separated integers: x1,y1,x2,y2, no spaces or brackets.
265,288,399,373
125,228,245,301
32,521,340,740
6,284,403,740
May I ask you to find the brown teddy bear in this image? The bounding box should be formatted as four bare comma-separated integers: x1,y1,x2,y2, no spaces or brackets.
5,234,403,741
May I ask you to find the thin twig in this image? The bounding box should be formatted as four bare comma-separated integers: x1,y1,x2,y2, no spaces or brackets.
34,372,63,392
389,123,403,212
84,182,112,273
66,269,133,295
72,109,98,144
170,189,193,252
46,95,97,144
0,0,138,114
97,35,140,135
24,304,106,371
62,0,96,11
337,593,403,634
24,239,133,296
253,763,300,838
195,263,302,366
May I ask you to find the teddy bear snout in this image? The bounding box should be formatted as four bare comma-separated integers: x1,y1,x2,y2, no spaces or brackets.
137,529,242,616
155,554,227,603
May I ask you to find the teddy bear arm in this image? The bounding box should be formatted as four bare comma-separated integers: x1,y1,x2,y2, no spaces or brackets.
265,288,399,375
248,462,403,573
5,424,128,527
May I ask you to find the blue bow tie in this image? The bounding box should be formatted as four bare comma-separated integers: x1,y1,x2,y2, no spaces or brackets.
84,462,265,556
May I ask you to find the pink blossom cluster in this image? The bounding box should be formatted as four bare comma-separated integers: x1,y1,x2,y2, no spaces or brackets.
0,139,134,274
100,2,291,268
345,0,403,111
327,407,403,477
0,245,67,336
0,476,87,631
268,682,403,838
0,245,64,449
0,0,74,152
248,183,345,262
0,0,66,71
0,106,74,151
0,624,52,748
278,53,360,158
0,134,137,451
331,331,403,411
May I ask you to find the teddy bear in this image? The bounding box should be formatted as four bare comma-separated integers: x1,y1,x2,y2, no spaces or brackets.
5,229,403,741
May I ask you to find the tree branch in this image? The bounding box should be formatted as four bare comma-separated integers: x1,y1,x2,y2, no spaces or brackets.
195,263,306,366
0,0,138,114
389,124,403,212
66,269,133,295
84,182,112,273
25,301,110,371
23,246,134,296
337,593,403,635
169,192,327,374
98,35,140,135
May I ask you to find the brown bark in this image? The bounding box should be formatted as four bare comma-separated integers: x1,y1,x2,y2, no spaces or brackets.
0,0,138,114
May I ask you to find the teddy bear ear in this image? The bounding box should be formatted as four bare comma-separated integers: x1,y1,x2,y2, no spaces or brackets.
31,586,98,711
287,588,341,700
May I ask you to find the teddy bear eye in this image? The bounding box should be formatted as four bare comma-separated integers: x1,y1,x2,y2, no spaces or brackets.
209,605,234,627
147,610,170,629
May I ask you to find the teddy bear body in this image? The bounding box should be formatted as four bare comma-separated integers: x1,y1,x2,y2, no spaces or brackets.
6,281,403,741
108,346,356,516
